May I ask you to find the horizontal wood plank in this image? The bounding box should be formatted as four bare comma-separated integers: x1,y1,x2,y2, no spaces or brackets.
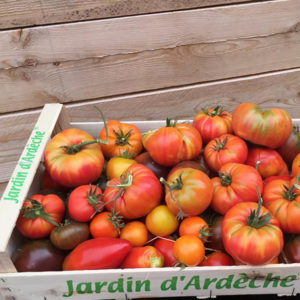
0,182,7,198
0,0,257,30
1,68,300,183
0,0,299,114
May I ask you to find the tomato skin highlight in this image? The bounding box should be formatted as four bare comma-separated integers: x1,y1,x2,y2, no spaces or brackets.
44,128,105,188
232,102,292,149
63,237,132,271
121,245,164,268
16,194,65,239
222,202,283,265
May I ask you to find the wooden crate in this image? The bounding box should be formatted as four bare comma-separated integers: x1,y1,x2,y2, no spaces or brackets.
0,103,300,300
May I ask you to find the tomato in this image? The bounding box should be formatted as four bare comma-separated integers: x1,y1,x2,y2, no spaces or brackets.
204,134,248,172
120,221,148,246
68,184,103,222
232,102,292,149
89,211,120,238
173,235,205,266
121,245,164,268
40,169,69,192
246,146,289,179
278,125,300,167
262,177,300,234
153,238,176,267
103,164,162,219
99,120,143,158
44,128,105,187
178,216,209,242
193,106,232,144
12,239,65,272
106,152,137,180
291,152,300,177
63,237,132,271
16,194,65,239
50,220,90,250
211,163,263,215
282,234,300,263
135,151,171,179
143,119,202,166
200,252,234,266
264,175,291,184
222,197,283,265
207,214,225,251
163,167,213,219
145,205,178,237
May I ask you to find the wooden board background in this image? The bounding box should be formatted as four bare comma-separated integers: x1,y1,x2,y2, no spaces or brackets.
1,0,300,196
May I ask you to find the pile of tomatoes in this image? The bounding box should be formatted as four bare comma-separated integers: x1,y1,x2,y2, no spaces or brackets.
13,102,300,272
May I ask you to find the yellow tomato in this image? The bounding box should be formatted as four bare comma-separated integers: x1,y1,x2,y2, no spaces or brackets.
106,156,137,179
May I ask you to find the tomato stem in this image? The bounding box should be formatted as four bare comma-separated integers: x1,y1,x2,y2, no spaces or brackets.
219,172,232,186
213,136,229,151
283,175,300,201
166,118,177,127
86,185,104,219
21,198,60,227
113,127,133,146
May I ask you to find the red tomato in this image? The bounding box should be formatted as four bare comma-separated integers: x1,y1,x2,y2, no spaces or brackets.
262,177,300,234
222,199,283,265
264,175,291,184
16,194,65,239
200,252,234,266
63,237,132,270
89,211,120,238
163,168,213,219
178,216,209,243
68,185,103,222
232,102,292,149
143,120,202,166
173,235,205,266
211,163,263,215
44,128,105,187
278,125,300,167
204,134,248,172
154,238,176,267
98,120,143,158
103,164,162,219
121,245,164,268
193,106,232,144
40,169,69,192
246,146,289,179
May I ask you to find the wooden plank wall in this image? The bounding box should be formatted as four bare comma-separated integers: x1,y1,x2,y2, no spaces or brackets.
1,0,300,196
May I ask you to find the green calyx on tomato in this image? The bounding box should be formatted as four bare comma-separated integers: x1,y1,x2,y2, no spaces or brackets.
160,174,187,220
21,198,60,227
115,148,134,159
283,175,300,201
86,184,104,218
247,186,271,229
203,106,224,117
219,171,232,186
166,118,177,127
113,127,133,146
213,136,229,151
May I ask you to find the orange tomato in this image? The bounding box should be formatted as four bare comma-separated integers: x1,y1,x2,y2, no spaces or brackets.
120,221,148,247
106,156,137,180
89,211,119,238
179,216,209,242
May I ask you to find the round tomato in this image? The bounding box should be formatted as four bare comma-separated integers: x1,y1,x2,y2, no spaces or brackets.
232,102,292,149
154,237,176,267
44,128,105,188
291,152,300,177
68,184,103,222
211,163,263,215
262,177,300,234
207,214,225,251
178,216,209,242
193,106,232,144
143,119,202,166
222,197,283,265
50,220,90,250
89,211,120,238
121,245,164,268
103,164,162,219
246,146,288,179
283,234,300,263
173,235,205,266
120,221,148,247
204,134,248,172
106,153,137,180
99,120,143,158
16,194,65,239
145,205,178,237
163,168,213,219
200,251,234,266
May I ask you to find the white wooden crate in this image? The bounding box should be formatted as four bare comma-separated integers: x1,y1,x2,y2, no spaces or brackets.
0,103,299,300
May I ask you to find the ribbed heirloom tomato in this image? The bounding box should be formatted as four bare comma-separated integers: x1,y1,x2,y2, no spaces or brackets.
143,119,202,166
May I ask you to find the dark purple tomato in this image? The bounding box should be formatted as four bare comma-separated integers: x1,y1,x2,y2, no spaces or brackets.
50,221,90,250
12,239,65,272
207,214,224,251
283,235,300,263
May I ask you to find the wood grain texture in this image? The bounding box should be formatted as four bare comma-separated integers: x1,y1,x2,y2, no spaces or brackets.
0,0,300,113
1,68,300,183
0,0,257,30
0,182,7,198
